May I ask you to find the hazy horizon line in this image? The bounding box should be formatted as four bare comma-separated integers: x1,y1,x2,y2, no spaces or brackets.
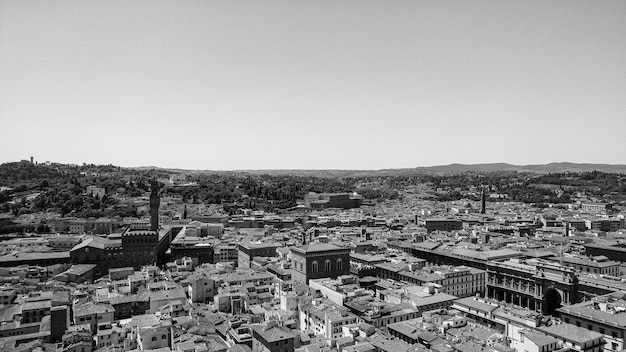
4,158,626,172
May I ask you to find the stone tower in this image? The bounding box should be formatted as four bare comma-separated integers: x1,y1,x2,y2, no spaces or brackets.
150,179,160,231
481,186,486,214
50,305,69,342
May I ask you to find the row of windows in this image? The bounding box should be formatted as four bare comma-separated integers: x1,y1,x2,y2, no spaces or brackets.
311,259,343,273
98,340,124,348
22,310,46,317
1,330,30,337
109,251,155,259
375,312,419,327
574,265,618,274
442,276,478,284
124,238,156,244
79,251,155,262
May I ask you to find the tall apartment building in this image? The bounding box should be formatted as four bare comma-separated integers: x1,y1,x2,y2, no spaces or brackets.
69,228,158,275
393,265,486,298
585,243,626,263
290,243,351,284
121,229,158,269
251,324,298,352
425,219,463,233
185,272,218,304
214,243,238,264
237,242,279,269
556,255,620,276
170,235,214,265
298,299,360,340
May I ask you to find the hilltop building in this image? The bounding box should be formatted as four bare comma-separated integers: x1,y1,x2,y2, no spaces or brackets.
304,192,362,209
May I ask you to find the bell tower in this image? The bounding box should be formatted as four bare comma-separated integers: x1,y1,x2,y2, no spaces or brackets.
150,179,160,231
481,186,487,214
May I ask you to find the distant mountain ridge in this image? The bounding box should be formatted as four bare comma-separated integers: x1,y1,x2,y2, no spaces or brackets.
414,162,626,174
130,162,626,176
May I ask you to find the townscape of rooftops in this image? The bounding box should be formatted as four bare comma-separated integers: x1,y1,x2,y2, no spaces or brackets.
0,159,626,352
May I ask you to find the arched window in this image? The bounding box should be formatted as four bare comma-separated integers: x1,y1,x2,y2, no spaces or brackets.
161,334,167,340
325,260,331,272
312,261,318,273
337,259,343,271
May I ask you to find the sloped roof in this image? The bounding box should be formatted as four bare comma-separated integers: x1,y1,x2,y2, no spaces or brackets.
523,331,557,346
73,302,115,317
453,297,498,313
256,326,298,342
537,322,603,344
70,236,121,252
291,242,348,254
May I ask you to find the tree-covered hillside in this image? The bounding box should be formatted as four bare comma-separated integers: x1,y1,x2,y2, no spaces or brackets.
0,161,624,220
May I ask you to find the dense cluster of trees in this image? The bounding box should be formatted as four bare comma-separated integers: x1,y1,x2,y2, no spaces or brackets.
427,171,626,205
163,174,400,212
1,161,624,220
0,162,167,218
0,222,50,235
0,162,404,216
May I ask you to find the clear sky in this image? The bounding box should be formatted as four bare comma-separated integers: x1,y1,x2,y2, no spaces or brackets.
1,0,625,170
